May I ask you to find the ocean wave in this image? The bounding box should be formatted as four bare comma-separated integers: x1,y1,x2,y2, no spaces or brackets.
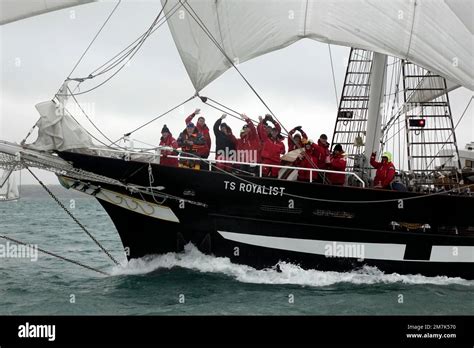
110,244,473,287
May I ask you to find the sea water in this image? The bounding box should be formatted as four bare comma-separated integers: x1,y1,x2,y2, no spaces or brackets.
0,186,472,315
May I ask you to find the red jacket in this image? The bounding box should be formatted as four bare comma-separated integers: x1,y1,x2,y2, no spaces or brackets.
294,145,319,181
236,119,261,163
185,112,211,157
370,154,396,188
313,140,330,169
326,153,347,185
287,129,308,152
159,134,178,167
177,128,208,157
258,121,285,164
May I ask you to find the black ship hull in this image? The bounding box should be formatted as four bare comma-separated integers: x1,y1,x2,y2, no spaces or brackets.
58,151,474,279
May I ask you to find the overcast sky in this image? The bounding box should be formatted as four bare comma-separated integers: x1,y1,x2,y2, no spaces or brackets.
1,0,473,185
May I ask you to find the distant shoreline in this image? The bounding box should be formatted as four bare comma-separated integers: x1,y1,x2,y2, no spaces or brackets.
15,185,91,199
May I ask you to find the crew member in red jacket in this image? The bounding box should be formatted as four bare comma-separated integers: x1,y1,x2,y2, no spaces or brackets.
185,108,211,158
237,114,261,173
288,126,308,152
326,144,347,185
257,115,285,177
313,134,331,182
158,125,178,167
314,134,330,169
177,122,207,169
294,139,319,182
370,151,396,189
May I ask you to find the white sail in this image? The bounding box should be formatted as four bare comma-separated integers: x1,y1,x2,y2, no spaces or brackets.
0,170,19,201
7,172,19,200
0,0,96,25
163,0,473,92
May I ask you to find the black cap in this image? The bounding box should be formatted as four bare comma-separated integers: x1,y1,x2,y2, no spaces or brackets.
333,143,344,152
320,134,328,140
161,125,170,134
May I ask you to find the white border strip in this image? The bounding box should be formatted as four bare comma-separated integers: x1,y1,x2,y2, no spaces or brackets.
218,231,474,263
218,231,405,261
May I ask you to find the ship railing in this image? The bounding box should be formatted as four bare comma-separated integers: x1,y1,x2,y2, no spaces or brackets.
170,155,366,187
86,146,365,187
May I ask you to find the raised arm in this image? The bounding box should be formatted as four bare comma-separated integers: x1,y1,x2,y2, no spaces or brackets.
213,118,222,136
300,128,308,140
273,120,281,134
185,108,200,125
370,152,381,169
257,116,267,141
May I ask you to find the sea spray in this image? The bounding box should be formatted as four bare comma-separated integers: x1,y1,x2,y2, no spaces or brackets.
110,244,472,287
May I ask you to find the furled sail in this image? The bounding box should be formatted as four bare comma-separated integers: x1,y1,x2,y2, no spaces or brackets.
28,100,94,151
163,0,473,92
406,76,458,105
0,0,96,25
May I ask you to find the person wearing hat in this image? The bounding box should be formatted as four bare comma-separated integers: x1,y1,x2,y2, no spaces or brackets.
370,151,396,189
213,114,237,171
159,124,178,167
177,122,207,169
312,133,331,183
236,114,261,174
314,134,331,169
288,126,308,152
326,144,347,185
257,114,285,177
184,108,211,158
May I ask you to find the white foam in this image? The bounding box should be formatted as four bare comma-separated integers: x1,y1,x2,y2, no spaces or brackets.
110,244,473,287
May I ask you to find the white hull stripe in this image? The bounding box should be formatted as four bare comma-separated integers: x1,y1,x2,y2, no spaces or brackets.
217,231,474,263
60,177,180,223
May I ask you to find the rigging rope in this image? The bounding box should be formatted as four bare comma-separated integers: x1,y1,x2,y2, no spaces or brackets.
62,0,171,97
327,44,339,108
67,86,118,146
89,0,183,78
0,235,109,276
67,0,122,79
62,104,121,149
109,94,196,147
424,96,473,170
25,166,120,266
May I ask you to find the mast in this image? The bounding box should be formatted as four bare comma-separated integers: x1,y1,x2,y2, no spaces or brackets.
364,52,387,177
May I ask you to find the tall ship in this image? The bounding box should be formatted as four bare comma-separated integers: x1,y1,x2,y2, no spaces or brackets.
0,0,473,279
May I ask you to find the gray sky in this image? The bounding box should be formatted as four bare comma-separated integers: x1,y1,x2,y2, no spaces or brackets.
1,0,473,184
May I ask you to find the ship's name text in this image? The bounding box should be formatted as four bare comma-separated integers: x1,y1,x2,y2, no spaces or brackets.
224,181,285,196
